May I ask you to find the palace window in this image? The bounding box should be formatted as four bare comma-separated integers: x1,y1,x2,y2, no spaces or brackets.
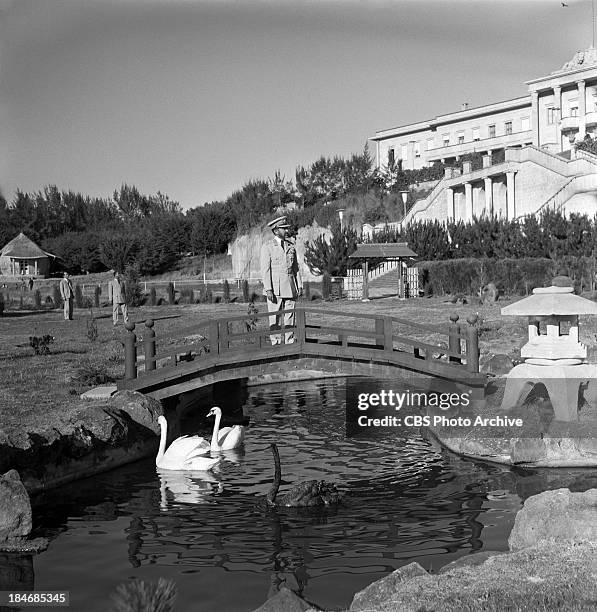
505,121,513,135
570,106,579,117
488,124,496,138
521,116,530,131
442,134,450,146
457,132,465,144
472,127,480,141
401,144,408,161
427,138,434,151
414,142,421,158
388,148,395,166
547,107,557,125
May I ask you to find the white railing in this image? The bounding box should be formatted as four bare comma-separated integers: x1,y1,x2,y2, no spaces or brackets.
367,260,401,282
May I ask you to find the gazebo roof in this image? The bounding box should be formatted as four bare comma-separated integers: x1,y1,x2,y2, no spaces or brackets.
0,233,52,260
349,242,418,259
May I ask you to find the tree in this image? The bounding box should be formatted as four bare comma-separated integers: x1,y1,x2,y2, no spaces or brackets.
304,224,358,276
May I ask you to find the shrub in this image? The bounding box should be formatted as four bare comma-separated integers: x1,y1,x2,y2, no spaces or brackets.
223,280,231,303
242,279,250,303
304,225,358,276
86,309,98,342
29,335,54,355
322,272,332,300
53,285,62,309
73,355,115,386
167,282,176,305
303,281,311,300
245,300,259,332
94,285,101,308
179,287,193,304
149,286,157,306
33,289,42,310
418,258,555,297
124,264,144,307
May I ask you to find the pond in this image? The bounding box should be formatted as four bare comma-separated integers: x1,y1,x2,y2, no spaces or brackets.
28,377,597,611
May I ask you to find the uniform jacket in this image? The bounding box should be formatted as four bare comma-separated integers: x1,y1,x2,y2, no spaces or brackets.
108,278,126,304
59,277,74,300
260,237,303,299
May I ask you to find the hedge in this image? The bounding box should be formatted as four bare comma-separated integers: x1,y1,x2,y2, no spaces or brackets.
417,257,596,297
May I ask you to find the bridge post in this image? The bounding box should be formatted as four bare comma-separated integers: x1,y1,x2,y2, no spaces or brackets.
448,314,461,364
295,308,306,344
383,316,393,352
124,322,137,380
374,318,383,348
209,320,220,355
465,314,479,373
144,320,156,372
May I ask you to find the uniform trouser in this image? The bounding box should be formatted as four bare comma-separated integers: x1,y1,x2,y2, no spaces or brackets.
266,297,295,345
113,302,129,325
63,298,73,320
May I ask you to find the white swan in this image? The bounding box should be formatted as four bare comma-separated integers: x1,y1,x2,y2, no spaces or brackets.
156,415,220,471
206,406,246,451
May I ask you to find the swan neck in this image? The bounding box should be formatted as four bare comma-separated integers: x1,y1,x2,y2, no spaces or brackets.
211,412,222,449
157,419,167,464
267,443,281,505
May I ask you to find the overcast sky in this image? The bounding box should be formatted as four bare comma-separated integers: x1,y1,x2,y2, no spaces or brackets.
0,0,593,209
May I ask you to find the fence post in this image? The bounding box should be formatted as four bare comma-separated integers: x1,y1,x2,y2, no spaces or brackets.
144,319,156,372
448,314,461,364
124,322,137,380
210,320,220,356
362,262,369,301
295,307,306,344
466,314,479,373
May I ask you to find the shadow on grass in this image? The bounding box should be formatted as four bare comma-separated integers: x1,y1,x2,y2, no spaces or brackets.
0,310,58,318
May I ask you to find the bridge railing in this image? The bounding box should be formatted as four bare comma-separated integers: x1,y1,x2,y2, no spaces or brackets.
123,308,479,381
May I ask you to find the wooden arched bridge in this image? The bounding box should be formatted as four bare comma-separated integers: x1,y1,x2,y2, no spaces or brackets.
117,307,486,400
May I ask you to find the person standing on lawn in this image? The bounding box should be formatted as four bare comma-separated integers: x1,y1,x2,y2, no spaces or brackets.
260,216,303,345
108,270,129,326
59,272,74,320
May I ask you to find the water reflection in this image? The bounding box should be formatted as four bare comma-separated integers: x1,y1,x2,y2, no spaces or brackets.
29,377,597,612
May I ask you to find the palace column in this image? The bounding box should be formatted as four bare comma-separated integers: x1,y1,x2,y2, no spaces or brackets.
531,91,540,146
464,182,473,221
484,177,493,216
577,80,586,139
446,187,455,220
553,85,562,150
506,171,516,220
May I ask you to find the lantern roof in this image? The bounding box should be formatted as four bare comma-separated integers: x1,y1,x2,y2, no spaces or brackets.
502,277,597,316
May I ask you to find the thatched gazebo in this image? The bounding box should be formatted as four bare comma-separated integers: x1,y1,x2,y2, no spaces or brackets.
0,233,55,278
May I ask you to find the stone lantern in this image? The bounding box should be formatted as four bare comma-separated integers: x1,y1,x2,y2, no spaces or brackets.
500,276,597,421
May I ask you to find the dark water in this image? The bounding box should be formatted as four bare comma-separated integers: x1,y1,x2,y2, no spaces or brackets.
25,377,597,612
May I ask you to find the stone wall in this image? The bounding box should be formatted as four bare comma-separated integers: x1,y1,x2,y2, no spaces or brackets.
228,223,333,283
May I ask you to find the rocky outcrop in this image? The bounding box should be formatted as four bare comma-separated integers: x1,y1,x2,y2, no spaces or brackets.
252,586,318,612
509,488,597,551
0,470,47,553
0,391,163,493
345,488,597,612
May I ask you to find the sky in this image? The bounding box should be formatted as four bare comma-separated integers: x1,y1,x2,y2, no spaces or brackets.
0,0,594,209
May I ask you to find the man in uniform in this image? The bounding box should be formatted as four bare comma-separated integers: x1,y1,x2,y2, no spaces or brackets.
59,272,74,321
260,216,303,345
108,270,129,326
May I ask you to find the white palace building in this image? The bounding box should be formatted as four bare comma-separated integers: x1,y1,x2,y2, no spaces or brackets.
370,48,597,224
